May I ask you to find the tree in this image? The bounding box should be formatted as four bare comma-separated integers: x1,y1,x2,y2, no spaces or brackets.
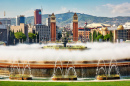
67,32,69,38
8,30,15,45
89,33,92,42
93,31,97,42
109,31,113,42
104,34,110,41
97,32,101,36
14,32,26,41
21,29,22,32
19,29,20,32
58,32,62,41
97,35,104,41
28,33,36,39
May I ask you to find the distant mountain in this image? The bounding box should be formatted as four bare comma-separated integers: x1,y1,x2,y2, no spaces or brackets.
9,12,130,27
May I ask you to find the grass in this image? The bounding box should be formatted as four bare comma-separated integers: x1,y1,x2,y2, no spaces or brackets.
0,81,130,86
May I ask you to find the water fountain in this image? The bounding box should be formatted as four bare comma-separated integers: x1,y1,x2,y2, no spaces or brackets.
52,60,77,80
0,42,130,81
9,61,32,80
96,58,120,80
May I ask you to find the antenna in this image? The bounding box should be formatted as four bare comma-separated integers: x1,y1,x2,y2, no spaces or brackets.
41,6,43,14
4,11,6,17
41,6,43,24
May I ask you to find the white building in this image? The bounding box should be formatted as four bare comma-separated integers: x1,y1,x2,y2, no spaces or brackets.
46,15,51,26
0,18,11,25
123,22,130,29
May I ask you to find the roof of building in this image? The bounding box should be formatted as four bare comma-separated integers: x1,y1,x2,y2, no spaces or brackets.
125,22,130,25
51,13,55,16
0,18,11,21
107,26,117,30
102,27,108,31
74,13,77,16
117,25,124,30
87,23,111,28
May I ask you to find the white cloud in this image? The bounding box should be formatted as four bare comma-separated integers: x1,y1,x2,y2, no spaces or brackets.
61,7,67,12
103,3,130,14
23,9,34,17
54,7,68,14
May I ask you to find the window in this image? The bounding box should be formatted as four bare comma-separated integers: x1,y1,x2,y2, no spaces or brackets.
52,18,55,20
74,17,77,20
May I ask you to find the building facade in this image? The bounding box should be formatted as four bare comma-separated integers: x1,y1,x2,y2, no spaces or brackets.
46,15,51,26
0,25,10,44
73,13,78,42
0,18,11,25
10,23,28,37
34,9,42,25
16,15,25,26
34,24,50,41
113,25,130,42
34,14,58,42
78,27,91,42
124,22,130,29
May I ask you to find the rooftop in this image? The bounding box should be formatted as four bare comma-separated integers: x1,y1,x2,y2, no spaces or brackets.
86,23,111,28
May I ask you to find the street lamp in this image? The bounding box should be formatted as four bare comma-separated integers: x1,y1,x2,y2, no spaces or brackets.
14,39,15,45
45,37,47,44
36,34,37,43
19,39,20,43
84,22,87,43
0,32,2,41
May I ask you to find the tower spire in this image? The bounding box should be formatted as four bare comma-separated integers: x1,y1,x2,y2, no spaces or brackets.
4,11,6,17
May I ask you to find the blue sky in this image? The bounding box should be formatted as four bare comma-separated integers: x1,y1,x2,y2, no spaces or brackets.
0,0,130,18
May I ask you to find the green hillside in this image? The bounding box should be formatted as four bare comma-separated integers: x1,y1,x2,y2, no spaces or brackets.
9,12,130,27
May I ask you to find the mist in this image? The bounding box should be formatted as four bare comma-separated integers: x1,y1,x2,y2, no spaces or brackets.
0,42,130,61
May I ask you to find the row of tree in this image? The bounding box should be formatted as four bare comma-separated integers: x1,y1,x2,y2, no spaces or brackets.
8,30,39,45
89,31,113,42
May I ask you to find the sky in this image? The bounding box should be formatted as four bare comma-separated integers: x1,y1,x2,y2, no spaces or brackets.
0,0,130,18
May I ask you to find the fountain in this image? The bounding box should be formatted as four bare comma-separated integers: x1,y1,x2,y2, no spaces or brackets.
9,61,32,80
0,42,130,81
52,60,77,80
96,58,120,80
42,29,87,50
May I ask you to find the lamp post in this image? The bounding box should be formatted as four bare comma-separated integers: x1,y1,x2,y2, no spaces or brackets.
28,38,29,43
0,32,2,41
45,37,47,44
84,22,87,43
14,39,15,45
36,35,37,43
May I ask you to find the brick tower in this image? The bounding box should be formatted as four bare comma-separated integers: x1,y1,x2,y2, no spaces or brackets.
50,13,56,42
73,13,78,42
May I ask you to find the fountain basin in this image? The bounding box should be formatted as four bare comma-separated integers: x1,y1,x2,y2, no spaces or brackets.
9,74,32,80
52,75,77,80
42,45,87,50
96,74,120,80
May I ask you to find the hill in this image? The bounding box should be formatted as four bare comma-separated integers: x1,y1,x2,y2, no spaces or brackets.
9,12,130,27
